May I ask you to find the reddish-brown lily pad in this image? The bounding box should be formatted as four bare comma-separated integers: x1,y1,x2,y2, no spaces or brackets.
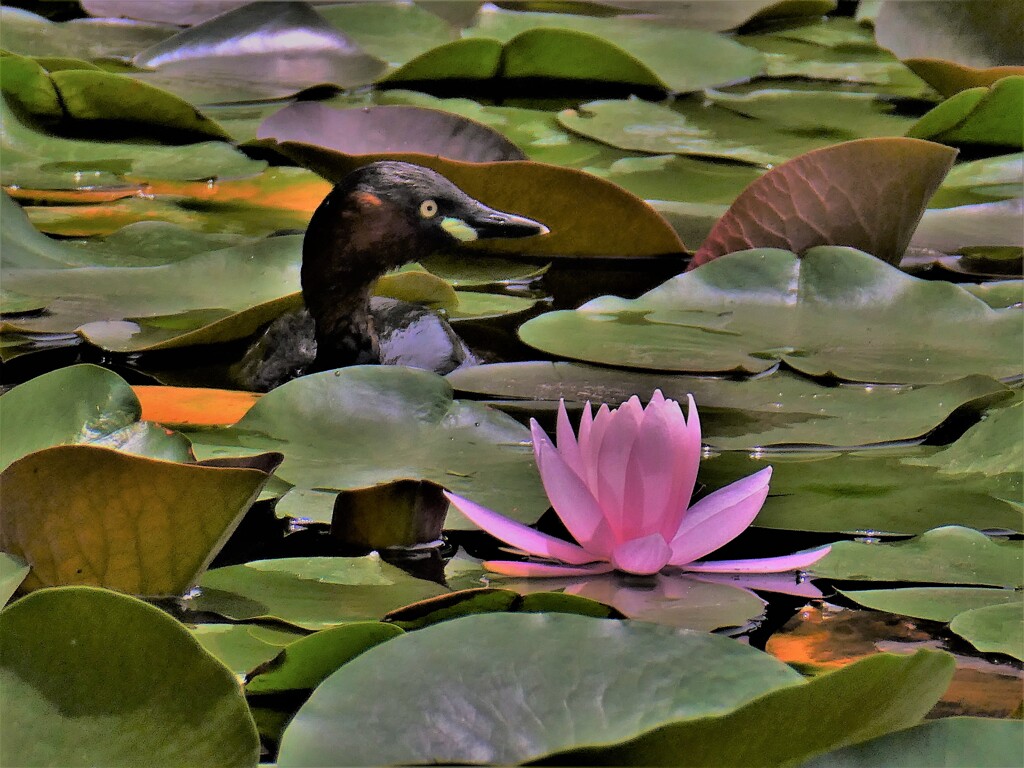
690,137,956,268
256,102,526,162
0,446,282,596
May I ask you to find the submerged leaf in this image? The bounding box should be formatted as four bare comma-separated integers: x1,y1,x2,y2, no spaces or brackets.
692,138,956,267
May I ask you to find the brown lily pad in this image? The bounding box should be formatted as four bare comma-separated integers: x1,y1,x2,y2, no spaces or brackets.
0,446,282,596
690,137,956,268
256,102,526,162
259,141,686,258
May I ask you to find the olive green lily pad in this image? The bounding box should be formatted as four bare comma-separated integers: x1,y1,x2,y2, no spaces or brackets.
911,199,1024,253
0,6,175,60
962,280,1024,309
0,445,282,596
840,587,1021,622
130,2,386,104
803,716,1024,768
190,623,304,679
948,602,1024,660
811,526,1023,587
0,553,29,607
448,364,1009,450
319,2,455,70
697,450,1022,535
245,621,404,695
519,247,1023,384
907,77,1024,148
276,612,804,766
905,398,1023,477
0,586,259,767
692,138,955,267
547,650,954,767
929,153,1023,209
191,556,448,630
257,102,526,162
183,367,548,528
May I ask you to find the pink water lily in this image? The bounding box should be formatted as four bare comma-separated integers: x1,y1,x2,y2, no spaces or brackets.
444,391,831,577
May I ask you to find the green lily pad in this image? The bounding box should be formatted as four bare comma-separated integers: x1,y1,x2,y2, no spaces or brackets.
0,586,258,767
840,587,1022,622
948,602,1024,660
245,621,404,695
907,77,1024,148
0,6,175,60
276,612,804,766
803,716,1024,768
911,199,1024,253
0,445,281,596
447,363,1009,450
130,2,386,104
811,526,1023,587
693,138,955,267
962,280,1024,309
547,650,955,767
0,553,29,607
698,450,1022,535
928,153,1024,208
190,623,305,679
319,2,454,70
519,247,1023,384
0,97,265,186
905,398,1023,477
191,556,448,631
183,367,549,528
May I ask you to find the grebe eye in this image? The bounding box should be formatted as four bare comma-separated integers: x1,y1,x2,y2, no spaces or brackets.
419,199,438,218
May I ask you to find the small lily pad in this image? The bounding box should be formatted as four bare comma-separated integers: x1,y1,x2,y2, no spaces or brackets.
840,587,1022,622
190,623,304,679
948,602,1024,660
0,446,281,596
518,247,1023,384
811,526,1023,587
904,398,1023,477
0,586,259,767
692,138,955,267
907,77,1024,148
191,556,448,630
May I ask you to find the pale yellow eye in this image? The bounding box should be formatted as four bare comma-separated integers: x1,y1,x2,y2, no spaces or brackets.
419,199,438,219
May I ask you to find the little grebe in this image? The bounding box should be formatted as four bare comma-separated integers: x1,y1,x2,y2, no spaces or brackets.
235,161,548,391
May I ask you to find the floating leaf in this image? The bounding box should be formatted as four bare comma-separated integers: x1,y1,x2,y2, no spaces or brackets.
911,199,1024,252
183,367,547,528
191,623,303,679
276,612,803,766
803,716,1024,768
948,602,1024,660
519,247,1022,384
133,385,261,427
812,526,1023,587
253,143,685,258
692,138,956,267
907,77,1024,148
840,587,1021,622
548,650,954,767
0,446,281,596
0,553,29,607
0,586,259,767
874,0,1024,97
962,280,1024,310
447,363,1009,450
595,1,837,32
245,622,404,695
191,556,448,630
319,3,455,70
257,102,525,162
0,6,174,60
131,2,386,104
905,398,1023,477
81,0,250,25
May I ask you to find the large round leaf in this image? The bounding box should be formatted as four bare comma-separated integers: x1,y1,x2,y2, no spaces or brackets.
0,446,281,596
182,367,548,528
0,586,259,767
948,602,1024,660
276,612,803,766
191,556,448,630
518,247,1023,384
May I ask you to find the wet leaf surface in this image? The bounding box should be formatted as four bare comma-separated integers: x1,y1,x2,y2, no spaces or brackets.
949,603,1024,661
190,623,303,679
907,77,1024,148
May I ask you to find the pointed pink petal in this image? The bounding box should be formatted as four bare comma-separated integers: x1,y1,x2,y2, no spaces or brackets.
552,400,584,478
576,401,594,463
611,533,672,575
668,467,772,566
683,545,832,574
661,394,702,538
483,560,614,578
595,399,644,536
583,403,612,492
531,421,615,558
443,491,598,565
621,398,677,540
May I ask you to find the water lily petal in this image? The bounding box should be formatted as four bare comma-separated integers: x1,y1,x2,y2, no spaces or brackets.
662,394,702,539
552,399,584,478
483,560,615,578
668,467,772,566
443,491,598,565
595,396,645,535
530,421,615,557
611,533,673,576
683,545,832,574
622,397,677,540
582,403,612,493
